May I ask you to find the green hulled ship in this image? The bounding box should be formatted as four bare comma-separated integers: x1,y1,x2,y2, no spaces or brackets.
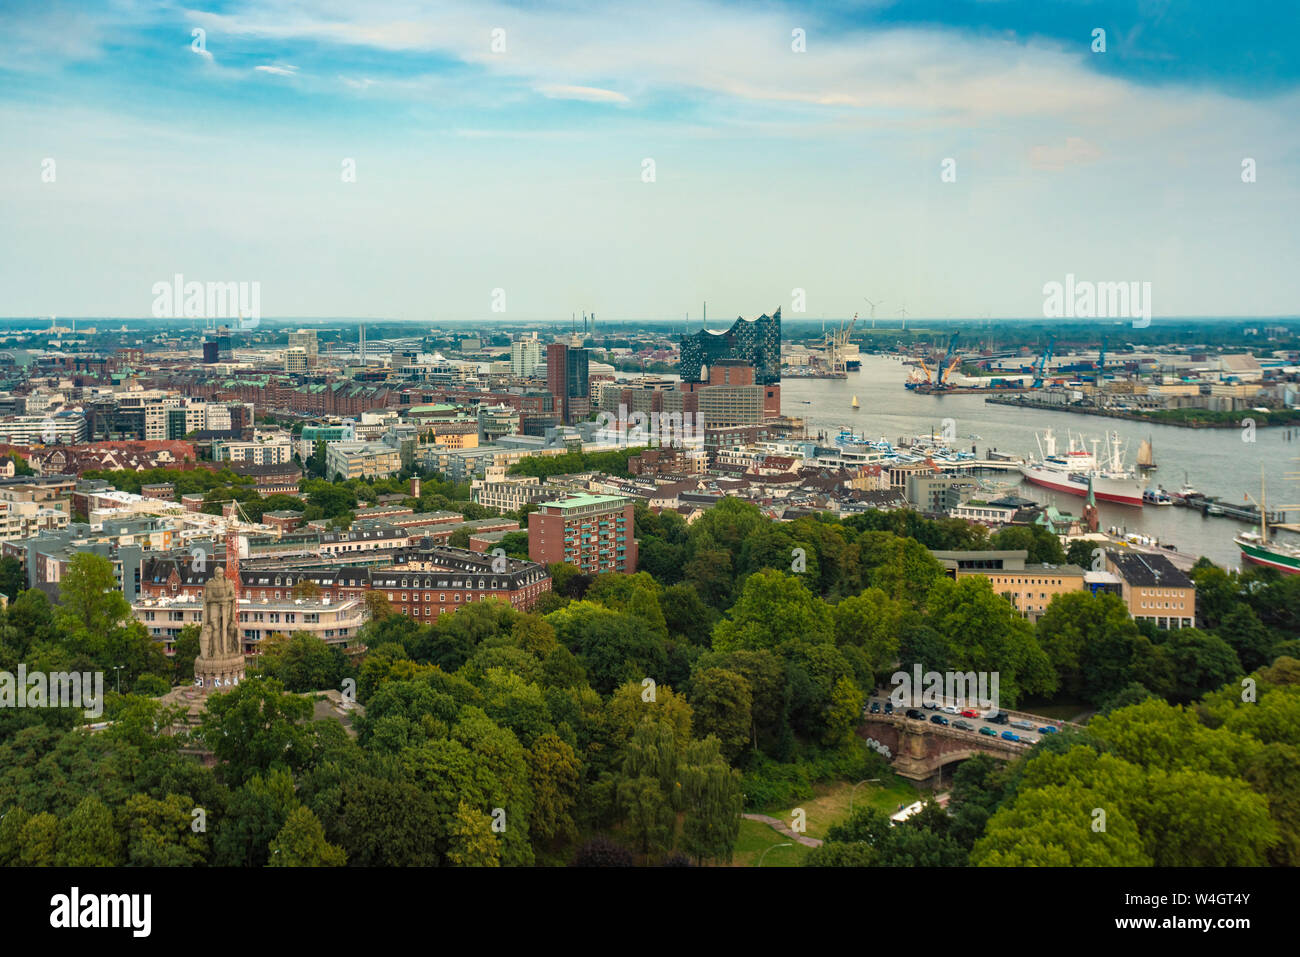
1235,466,1300,575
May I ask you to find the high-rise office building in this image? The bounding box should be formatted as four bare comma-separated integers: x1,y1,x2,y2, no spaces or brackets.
511,334,543,376
546,343,590,424
288,329,319,368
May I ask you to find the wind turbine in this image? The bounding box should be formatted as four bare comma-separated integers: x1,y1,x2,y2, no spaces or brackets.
863,297,884,329
897,305,909,331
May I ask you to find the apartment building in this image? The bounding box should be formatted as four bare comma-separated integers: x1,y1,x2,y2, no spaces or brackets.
288,329,320,368
0,412,88,445
420,420,479,450
697,385,763,429
285,347,310,372
949,500,1020,526
325,441,403,480
214,437,294,466
134,594,366,655
528,493,637,574
139,547,552,622
0,499,70,540
511,334,544,377
297,423,355,460
1105,550,1196,629
931,549,1087,622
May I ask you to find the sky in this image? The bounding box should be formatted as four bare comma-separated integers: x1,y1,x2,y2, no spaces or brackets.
1,0,1298,322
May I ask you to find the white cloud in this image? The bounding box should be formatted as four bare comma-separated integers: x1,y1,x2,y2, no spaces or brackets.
254,64,299,76
535,84,628,104
1029,137,1104,171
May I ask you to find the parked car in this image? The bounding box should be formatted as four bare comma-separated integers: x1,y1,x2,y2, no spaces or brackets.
941,706,959,715
953,720,974,731
1011,720,1036,731
960,709,980,719
1020,737,1037,746
905,709,925,720
1038,725,1057,734
869,701,881,714
979,726,998,737
1000,730,1020,742
883,701,894,714
930,714,950,726
922,701,939,711
985,712,1009,725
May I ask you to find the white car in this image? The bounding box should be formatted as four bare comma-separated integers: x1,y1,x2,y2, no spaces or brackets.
941,706,959,715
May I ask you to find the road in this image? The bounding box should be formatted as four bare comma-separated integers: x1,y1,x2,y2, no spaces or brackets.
863,695,1071,749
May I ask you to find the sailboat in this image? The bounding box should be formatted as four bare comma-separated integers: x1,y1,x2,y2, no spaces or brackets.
1236,466,1300,574
851,395,860,410
1136,437,1156,471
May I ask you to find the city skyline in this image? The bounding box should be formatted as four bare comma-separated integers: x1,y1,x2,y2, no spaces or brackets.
3,1,1299,321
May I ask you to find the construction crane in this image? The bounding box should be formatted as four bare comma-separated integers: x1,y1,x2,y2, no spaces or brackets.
1031,335,1056,389
822,313,858,374
935,334,960,387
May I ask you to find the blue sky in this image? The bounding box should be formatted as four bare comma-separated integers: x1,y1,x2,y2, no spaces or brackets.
2,0,1298,321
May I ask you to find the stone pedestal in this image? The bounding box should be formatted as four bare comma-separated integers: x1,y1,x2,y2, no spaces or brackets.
194,653,245,692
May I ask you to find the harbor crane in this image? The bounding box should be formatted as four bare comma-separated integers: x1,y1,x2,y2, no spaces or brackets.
1031,335,1056,389
822,313,858,374
935,334,960,388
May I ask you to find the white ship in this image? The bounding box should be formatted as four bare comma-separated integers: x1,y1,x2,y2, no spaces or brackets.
1019,429,1148,507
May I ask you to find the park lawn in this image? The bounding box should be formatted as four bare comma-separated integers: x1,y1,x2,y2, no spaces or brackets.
730,819,814,867
755,775,923,841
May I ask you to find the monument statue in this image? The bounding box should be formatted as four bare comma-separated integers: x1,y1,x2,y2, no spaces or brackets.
194,566,244,691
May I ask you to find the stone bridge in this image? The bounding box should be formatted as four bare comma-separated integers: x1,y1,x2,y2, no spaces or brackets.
858,715,1029,785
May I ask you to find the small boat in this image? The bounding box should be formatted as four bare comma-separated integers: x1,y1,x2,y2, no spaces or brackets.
851,395,860,409
1142,487,1173,506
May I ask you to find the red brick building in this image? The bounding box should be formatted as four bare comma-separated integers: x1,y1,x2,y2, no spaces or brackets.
139,546,551,616
528,493,636,574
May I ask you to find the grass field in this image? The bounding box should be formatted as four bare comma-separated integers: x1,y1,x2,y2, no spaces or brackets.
754,775,924,841
730,819,814,867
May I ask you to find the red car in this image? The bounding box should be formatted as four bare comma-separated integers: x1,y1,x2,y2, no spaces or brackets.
960,709,979,718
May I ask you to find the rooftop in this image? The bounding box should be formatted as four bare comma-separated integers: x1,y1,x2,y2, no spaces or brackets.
543,493,628,510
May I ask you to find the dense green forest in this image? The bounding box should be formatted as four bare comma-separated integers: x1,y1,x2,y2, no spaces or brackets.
1,498,1297,866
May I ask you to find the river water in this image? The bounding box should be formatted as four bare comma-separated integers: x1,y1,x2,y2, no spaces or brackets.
778,355,1300,569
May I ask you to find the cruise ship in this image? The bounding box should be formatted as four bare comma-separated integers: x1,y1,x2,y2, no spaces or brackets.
1018,429,1147,507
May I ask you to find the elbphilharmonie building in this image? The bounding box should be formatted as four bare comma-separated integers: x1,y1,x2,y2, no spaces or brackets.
678,308,781,385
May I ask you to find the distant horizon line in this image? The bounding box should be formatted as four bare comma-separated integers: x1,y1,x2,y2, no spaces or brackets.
3,315,1299,325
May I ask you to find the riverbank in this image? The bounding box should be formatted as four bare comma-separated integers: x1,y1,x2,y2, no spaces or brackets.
780,356,1300,569
983,395,1298,429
